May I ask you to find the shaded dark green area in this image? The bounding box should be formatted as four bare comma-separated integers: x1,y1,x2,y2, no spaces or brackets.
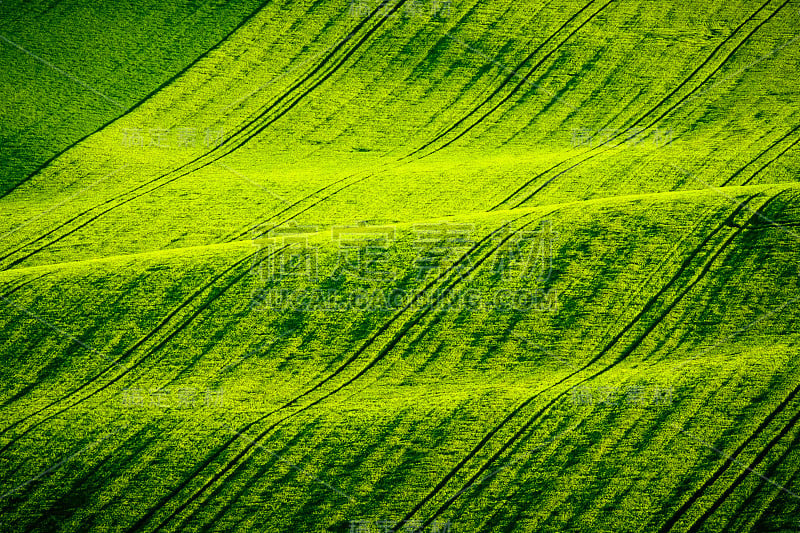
0,0,264,195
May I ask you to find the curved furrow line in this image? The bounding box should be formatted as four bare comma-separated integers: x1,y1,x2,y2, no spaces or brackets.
125,0,403,194
186,0,418,171
3,150,360,270
268,215,546,415
0,162,129,264
685,404,800,532
0,1,402,269
0,15,368,266
222,5,529,246
524,0,792,205
400,0,600,160
222,172,359,242
720,414,800,532
114,3,428,246
249,212,538,412
229,171,381,242
653,220,800,533
489,43,660,211
336,0,530,166
436,193,784,532
514,0,794,205
0,249,258,436
563,195,784,388
224,164,393,243
413,195,776,530
0,209,90,265
418,0,616,159
398,194,771,529
176,414,331,532
658,382,800,532
103,0,408,206
408,0,615,163
179,422,317,530
595,0,780,151
0,182,189,270
501,26,647,149
0,0,276,202
220,1,513,242
0,273,50,303
0,245,289,459
491,0,782,210
1,0,604,265
609,0,793,142
150,215,547,532
740,134,800,186
129,212,545,532
721,124,800,186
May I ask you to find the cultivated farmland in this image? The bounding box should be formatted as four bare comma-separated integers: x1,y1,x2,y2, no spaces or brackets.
1,1,799,532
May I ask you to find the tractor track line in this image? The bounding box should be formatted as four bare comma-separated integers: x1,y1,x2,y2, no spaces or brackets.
656,235,800,532
686,403,800,532
399,195,765,528
718,411,800,531
7,0,383,213
130,213,544,532
251,212,538,413
224,172,358,242
151,217,545,532
402,0,600,159
659,381,800,533
411,0,615,162
598,0,779,152
721,124,800,186
491,0,781,210
0,273,49,303
0,246,288,458
235,172,378,240
414,196,771,529
139,0,400,189
225,167,386,243
109,0,407,212
183,0,416,178
511,0,792,206
741,134,800,186
0,249,258,436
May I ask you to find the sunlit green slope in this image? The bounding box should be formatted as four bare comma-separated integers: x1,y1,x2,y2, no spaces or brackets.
0,0,798,270
1,0,799,532
2,186,800,531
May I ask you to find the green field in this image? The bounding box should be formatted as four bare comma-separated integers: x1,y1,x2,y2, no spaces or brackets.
1,0,799,531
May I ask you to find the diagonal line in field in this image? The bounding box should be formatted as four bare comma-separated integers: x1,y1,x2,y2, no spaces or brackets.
683,169,800,242
222,423,357,503
674,425,800,501
213,162,290,205
0,165,129,244
0,424,125,499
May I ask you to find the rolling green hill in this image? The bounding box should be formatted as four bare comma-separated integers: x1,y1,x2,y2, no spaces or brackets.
0,0,265,195
1,0,799,531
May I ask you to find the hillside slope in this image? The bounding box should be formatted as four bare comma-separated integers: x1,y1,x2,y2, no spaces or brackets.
0,0,264,194
1,1,799,532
